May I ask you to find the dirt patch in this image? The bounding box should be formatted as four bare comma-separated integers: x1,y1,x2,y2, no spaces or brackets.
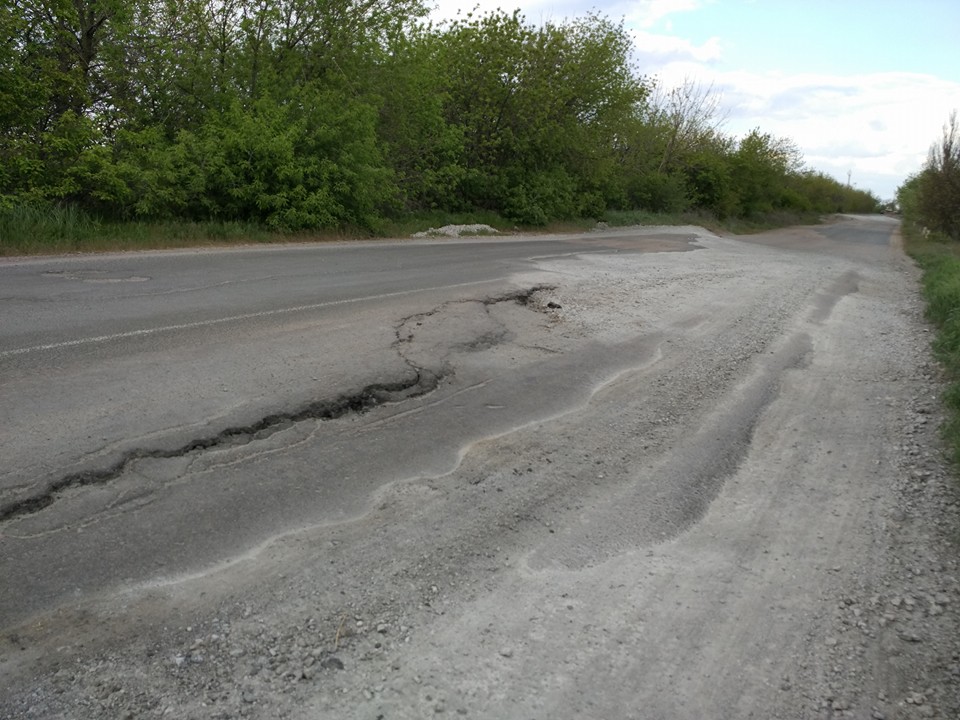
412,224,499,238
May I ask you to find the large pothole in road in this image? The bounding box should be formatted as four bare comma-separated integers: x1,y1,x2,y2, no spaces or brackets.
395,285,563,371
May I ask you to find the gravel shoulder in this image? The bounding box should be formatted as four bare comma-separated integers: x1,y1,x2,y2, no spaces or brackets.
1,217,958,719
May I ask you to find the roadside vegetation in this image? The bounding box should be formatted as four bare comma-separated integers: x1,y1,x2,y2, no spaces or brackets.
1,1,879,254
899,112,960,463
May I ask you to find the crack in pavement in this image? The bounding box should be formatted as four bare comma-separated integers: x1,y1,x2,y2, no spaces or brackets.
0,372,444,526
1,285,556,528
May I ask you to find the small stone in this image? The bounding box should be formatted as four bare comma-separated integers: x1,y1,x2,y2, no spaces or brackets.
320,656,345,671
825,637,838,647
871,710,886,720
376,624,389,634
499,648,513,658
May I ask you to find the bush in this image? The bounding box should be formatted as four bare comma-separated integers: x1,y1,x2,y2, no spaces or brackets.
626,172,689,213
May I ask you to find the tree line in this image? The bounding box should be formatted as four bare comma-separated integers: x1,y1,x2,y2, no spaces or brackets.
1,0,880,233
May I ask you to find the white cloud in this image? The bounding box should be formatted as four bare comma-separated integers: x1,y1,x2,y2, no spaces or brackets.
630,0,703,28
648,60,960,198
631,31,722,68
430,0,704,27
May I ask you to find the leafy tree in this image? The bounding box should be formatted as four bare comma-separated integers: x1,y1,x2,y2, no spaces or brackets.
649,79,726,174
372,24,466,212
730,129,802,216
0,0,884,234
434,10,646,222
917,112,960,239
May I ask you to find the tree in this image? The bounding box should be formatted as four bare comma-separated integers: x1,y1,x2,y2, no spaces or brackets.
918,112,960,239
649,79,726,174
730,129,803,216
433,10,646,222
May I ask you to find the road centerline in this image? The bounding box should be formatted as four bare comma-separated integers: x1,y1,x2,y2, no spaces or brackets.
0,278,499,359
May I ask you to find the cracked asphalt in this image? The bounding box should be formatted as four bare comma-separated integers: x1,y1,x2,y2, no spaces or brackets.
0,230,693,624
2,218,959,720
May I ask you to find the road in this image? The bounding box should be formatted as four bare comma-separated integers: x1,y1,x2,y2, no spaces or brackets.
1,217,958,719
0,228,697,622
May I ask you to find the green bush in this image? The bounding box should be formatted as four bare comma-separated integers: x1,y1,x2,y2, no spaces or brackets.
627,172,689,213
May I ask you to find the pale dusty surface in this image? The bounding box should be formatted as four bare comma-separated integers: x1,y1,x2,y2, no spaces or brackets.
1,217,958,720
412,224,499,238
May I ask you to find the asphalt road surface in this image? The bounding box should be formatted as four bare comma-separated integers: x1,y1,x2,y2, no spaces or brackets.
2,217,958,719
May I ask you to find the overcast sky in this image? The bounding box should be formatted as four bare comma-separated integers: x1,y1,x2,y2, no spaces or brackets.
430,0,960,200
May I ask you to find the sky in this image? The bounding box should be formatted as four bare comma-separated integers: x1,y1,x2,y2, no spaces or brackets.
430,0,960,201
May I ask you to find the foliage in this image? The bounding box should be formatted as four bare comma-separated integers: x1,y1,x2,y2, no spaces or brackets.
893,112,960,464
901,221,960,463
898,112,960,242
432,10,647,221
1,1,882,246
916,112,960,240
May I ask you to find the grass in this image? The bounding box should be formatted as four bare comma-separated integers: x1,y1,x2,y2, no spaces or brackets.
901,219,960,464
0,204,291,256
0,202,838,257
0,205,524,256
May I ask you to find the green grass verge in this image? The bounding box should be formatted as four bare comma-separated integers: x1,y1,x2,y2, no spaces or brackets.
0,204,288,255
0,205,521,256
902,220,960,464
0,202,838,257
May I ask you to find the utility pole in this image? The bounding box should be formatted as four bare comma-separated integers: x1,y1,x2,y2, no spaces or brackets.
847,170,852,187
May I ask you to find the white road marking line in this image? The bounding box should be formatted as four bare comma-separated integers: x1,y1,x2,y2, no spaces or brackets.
1,279,497,359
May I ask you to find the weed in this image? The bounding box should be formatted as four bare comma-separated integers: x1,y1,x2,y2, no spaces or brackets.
903,220,960,464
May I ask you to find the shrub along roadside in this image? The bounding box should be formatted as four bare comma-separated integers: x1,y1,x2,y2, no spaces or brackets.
3,5,880,248
902,220,960,464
